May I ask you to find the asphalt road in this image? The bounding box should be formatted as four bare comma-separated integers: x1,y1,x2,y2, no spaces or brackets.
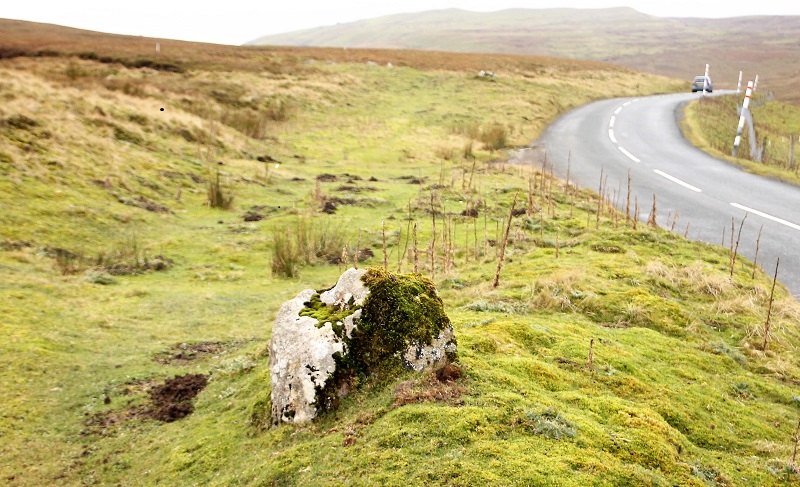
534,91,800,297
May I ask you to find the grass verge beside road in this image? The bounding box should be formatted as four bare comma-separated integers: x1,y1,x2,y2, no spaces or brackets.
682,93,800,186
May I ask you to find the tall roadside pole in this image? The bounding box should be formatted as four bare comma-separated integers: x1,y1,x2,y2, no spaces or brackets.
733,81,754,157
703,64,710,96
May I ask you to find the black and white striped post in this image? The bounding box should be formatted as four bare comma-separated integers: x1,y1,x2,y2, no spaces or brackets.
733,80,754,157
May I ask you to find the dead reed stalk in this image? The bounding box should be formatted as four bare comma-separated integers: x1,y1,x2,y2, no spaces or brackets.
555,229,560,259
493,194,517,288
647,194,657,227
382,220,388,270
763,257,780,351
528,164,535,216
430,194,437,279
670,211,679,232
467,158,477,190
596,167,604,229
625,170,631,226
413,222,419,273
354,229,361,269
730,214,748,277
752,224,764,279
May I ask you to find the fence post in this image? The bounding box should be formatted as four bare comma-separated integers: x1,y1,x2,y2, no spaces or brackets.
733,81,754,157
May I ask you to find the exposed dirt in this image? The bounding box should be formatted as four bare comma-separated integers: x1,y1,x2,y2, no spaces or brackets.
83,373,209,435
154,340,246,365
356,248,374,261
83,405,150,437
147,374,208,422
435,363,463,383
103,254,174,275
241,205,280,222
321,200,338,214
392,364,465,409
242,210,265,221
117,195,171,213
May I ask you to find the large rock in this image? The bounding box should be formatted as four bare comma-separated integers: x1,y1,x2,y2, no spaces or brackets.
269,267,456,426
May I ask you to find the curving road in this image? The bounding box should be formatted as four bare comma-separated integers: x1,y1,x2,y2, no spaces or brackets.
535,92,800,297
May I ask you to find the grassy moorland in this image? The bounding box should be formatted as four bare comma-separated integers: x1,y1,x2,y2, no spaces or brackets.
682,93,800,185
248,7,800,106
2,20,800,486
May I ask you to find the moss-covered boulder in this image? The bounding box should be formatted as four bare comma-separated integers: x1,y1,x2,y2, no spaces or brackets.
269,267,456,426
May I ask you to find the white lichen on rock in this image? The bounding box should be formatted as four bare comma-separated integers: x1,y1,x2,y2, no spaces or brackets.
269,288,343,424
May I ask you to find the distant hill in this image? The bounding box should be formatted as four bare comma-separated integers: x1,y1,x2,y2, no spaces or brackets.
248,7,800,104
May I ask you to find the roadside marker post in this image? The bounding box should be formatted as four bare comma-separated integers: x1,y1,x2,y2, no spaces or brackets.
737,71,742,93
703,64,710,96
754,74,759,93
733,81,754,157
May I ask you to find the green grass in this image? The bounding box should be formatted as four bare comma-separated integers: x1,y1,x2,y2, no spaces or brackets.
247,8,800,106
2,33,800,486
682,93,800,186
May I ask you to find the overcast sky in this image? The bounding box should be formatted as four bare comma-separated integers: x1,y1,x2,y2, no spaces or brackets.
2,1,798,46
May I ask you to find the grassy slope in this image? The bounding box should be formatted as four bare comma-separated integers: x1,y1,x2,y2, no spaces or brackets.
2,24,800,486
681,93,800,186
248,8,800,106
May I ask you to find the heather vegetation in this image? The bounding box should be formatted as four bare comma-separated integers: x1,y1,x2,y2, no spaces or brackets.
2,21,800,486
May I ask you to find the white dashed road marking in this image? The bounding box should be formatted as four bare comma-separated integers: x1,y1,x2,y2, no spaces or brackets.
618,147,640,163
653,169,702,192
731,203,800,231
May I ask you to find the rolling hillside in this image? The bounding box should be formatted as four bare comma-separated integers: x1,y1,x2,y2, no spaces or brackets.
3,19,800,486
248,7,800,105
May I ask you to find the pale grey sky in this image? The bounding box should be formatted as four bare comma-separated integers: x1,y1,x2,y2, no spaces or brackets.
2,0,798,46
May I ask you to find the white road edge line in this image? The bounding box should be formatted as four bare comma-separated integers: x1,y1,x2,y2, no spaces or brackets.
609,129,617,144
731,202,800,231
618,146,640,163
653,169,701,192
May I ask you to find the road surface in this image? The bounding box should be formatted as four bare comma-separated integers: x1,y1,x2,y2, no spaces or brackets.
533,91,800,297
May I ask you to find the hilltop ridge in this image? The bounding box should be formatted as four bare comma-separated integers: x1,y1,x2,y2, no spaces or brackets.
247,7,800,105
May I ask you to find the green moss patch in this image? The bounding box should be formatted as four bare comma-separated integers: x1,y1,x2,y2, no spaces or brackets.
313,267,455,414
299,292,359,335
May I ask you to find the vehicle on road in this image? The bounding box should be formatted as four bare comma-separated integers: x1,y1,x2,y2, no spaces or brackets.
691,75,713,92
